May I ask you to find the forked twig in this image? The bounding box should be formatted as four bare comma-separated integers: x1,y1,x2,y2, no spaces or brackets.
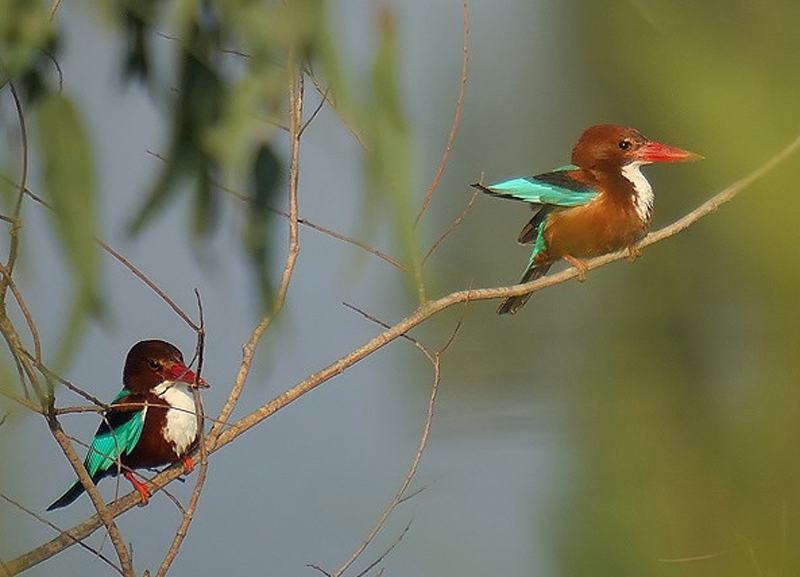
318,304,452,577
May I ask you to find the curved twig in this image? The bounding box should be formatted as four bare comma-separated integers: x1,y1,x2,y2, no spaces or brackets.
414,0,469,225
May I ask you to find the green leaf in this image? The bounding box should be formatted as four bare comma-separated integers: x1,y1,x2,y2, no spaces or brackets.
35,92,100,313
118,0,159,85
361,7,423,301
0,2,53,81
243,143,282,308
128,19,223,238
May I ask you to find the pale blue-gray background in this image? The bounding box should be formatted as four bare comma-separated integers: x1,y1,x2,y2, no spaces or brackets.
3,1,800,577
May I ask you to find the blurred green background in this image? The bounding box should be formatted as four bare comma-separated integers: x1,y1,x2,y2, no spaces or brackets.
1,1,800,576
438,2,800,576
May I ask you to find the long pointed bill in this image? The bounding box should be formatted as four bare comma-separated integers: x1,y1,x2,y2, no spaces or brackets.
638,141,704,163
163,363,210,388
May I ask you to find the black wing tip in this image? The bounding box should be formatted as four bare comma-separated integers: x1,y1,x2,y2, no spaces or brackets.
497,294,532,315
470,182,492,194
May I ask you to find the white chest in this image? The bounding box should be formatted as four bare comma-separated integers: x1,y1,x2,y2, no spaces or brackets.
153,381,199,456
621,161,654,223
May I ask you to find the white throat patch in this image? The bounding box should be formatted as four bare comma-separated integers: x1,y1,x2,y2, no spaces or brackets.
621,161,654,223
153,380,199,456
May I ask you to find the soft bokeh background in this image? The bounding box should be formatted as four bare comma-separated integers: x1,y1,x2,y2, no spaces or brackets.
2,1,800,576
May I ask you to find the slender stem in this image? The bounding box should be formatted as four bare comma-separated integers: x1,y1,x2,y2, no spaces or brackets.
207,57,304,445
414,0,469,225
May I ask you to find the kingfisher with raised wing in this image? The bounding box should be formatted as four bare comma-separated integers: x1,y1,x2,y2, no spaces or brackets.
472,124,702,314
47,339,209,510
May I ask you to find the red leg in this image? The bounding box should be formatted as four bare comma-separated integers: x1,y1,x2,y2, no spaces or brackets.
124,471,150,505
180,454,194,474
563,255,588,282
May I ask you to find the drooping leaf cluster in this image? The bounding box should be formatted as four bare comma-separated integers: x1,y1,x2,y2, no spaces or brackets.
0,0,418,356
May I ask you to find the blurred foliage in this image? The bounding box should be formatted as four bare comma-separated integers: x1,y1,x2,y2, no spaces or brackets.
0,0,53,82
360,7,422,302
551,1,800,576
35,92,101,367
0,1,99,369
115,0,418,306
119,0,298,308
0,0,413,328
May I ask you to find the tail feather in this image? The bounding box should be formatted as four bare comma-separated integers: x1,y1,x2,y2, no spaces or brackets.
47,470,108,511
497,262,552,315
46,480,86,511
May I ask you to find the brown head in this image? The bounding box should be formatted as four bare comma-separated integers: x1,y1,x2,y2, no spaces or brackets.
122,339,208,393
571,124,703,170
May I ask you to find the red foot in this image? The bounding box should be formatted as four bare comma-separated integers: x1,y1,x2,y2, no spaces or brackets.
563,254,588,282
124,471,150,505
180,454,194,474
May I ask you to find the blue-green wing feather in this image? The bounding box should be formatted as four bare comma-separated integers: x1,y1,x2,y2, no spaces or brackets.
84,390,146,477
47,389,147,510
485,166,596,207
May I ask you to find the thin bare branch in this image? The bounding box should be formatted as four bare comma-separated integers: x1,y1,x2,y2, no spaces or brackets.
318,305,443,577
0,268,42,367
294,215,406,271
327,353,440,577
17,186,201,332
49,0,62,19
0,493,122,575
414,0,469,225
422,188,479,265
307,73,368,151
98,239,200,332
46,417,134,576
2,83,29,293
658,549,731,563
207,58,304,445
299,87,329,137
30,356,107,407
155,312,208,577
353,521,412,577
342,301,419,349
218,180,407,272
146,144,406,273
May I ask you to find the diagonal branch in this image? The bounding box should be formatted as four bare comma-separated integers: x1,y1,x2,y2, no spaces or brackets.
6,130,799,576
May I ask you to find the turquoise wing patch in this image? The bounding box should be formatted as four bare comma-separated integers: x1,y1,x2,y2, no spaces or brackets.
83,390,146,477
486,167,596,206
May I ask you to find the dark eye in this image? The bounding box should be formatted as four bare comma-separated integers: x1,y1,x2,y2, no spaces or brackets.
618,140,631,150
148,359,161,371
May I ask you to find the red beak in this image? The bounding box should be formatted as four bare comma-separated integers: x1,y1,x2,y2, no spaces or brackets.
164,363,210,388
637,141,704,163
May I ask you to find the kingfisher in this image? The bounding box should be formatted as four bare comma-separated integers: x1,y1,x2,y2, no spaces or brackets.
472,124,702,314
47,339,209,511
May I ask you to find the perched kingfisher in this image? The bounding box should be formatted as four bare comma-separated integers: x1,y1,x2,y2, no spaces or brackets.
472,124,702,315
47,339,209,511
